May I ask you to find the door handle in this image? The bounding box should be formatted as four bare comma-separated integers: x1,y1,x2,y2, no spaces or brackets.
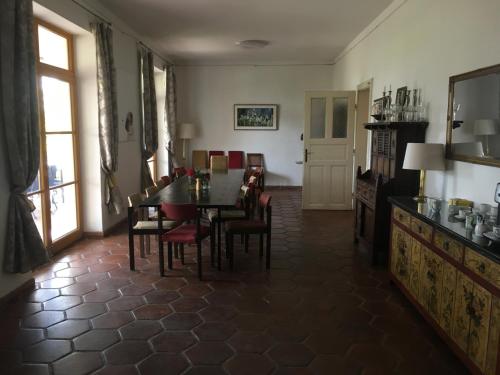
304,148,308,163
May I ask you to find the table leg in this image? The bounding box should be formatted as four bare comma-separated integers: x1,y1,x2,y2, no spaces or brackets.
217,208,222,271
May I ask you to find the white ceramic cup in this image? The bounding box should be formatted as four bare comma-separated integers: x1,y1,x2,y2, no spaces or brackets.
479,203,491,215
493,225,500,237
458,208,470,218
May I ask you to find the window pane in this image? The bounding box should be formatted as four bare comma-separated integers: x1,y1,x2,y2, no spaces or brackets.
332,97,348,138
38,25,69,69
310,98,326,139
50,184,77,241
46,134,75,187
28,193,44,241
42,76,73,132
27,173,41,194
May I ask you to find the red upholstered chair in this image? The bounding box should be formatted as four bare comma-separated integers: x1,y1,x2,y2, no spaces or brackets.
160,175,171,186
174,167,186,180
225,193,272,270
228,151,244,169
161,203,210,279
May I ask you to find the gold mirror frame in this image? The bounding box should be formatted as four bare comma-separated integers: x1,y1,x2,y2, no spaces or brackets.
446,63,500,167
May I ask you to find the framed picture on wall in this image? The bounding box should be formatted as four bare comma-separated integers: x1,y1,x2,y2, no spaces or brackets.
234,104,278,130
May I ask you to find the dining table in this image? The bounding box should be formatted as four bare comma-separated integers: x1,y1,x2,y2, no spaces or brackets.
137,169,245,272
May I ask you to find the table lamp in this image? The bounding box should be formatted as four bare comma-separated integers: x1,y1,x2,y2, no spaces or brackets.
474,119,499,157
178,123,196,160
403,143,445,203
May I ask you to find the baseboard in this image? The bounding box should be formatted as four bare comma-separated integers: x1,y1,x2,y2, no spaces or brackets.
0,278,35,309
83,217,127,238
266,185,302,190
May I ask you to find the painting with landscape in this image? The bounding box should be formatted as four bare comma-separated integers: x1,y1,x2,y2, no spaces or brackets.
234,104,278,130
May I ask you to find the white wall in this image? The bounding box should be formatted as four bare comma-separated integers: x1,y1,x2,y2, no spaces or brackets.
176,65,333,186
331,0,500,205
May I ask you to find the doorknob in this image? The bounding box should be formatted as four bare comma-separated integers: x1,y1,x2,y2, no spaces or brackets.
304,149,312,162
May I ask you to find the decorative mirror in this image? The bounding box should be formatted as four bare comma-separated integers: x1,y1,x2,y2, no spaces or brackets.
446,63,500,167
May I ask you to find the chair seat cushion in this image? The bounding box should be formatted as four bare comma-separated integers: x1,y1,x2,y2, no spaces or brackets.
134,220,178,230
208,209,246,222
225,220,267,234
162,224,210,244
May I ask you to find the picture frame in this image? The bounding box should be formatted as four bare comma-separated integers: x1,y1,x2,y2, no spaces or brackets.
395,86,407,106
234,104,278,130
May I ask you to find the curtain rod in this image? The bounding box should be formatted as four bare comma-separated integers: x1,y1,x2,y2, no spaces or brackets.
70,0,172,65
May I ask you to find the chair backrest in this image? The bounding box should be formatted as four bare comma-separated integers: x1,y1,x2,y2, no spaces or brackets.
208,150,224,160
259,193,272,209
128,193,144,208
228,151,244,169
247,153,263,168
160,175,171,186
174,167,186,177
145,185,159,198
210,155,228,171
192,150,208,170
155,179,166,189
161,203,197,222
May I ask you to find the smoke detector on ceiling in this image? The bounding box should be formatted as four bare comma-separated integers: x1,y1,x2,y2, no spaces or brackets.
236,40,270,49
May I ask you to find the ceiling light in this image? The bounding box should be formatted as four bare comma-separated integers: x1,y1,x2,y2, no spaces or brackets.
236,40,270,49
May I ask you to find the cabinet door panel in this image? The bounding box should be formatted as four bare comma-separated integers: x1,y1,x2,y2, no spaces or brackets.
409,239,422,299
439,261,457,336
452,271,473,352
419,248,443,321
468,283,492,371
391,226,411,286
485,297,500,375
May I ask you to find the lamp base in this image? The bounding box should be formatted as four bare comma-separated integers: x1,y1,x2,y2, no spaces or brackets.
412,195,427,203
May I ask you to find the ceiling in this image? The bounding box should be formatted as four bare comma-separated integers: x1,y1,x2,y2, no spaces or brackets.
97,0,393,65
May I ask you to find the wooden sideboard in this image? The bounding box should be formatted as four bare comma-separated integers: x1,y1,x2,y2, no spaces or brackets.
355,122,427,264
389,197,500,375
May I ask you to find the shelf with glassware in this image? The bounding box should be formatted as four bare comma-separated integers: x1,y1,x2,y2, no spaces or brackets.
371,85,427,123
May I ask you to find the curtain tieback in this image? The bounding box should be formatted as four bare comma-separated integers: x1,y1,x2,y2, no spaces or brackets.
16,192,36,212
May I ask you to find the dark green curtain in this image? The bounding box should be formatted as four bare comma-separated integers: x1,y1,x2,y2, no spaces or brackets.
1,0,48,272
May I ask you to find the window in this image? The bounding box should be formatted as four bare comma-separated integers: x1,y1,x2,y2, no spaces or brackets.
31,19,81,251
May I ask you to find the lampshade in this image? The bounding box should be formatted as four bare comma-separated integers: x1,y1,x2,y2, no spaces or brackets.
178,123,196,139
474,119,500,136
403,143,445,171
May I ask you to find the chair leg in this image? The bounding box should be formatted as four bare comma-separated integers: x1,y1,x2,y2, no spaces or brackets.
174,243,179,259
159,239,165,277
197,241,202,280
210,222,215,267
217,215,222,271
167,242,173,270
128,232,135,271
244,235,249,253
145,235,151,256
228,233,234,270
139,235,145,258
266,232,271,269
180,244,185,265
259,234,264,257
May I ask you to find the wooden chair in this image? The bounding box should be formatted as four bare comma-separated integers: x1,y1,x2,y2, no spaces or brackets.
127,193,178,275
228,151,244,169
245,153,265,191
155,179,166,189
210,155,228,171
225,193,272,270
161,203,210,279
192,150,208,170
145,185,160,198
209,150,224,160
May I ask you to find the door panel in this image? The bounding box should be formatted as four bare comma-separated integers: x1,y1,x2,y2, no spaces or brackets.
303,90,355,210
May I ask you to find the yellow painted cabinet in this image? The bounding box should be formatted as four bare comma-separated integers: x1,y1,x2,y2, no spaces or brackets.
452,271,474,353
439,261,457,336
485,297,500,375
467,283,492,371
419,246,444,322
391,226,412,287
408,239,422,299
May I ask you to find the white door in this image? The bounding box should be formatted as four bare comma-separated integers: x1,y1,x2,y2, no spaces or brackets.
302,90,356,210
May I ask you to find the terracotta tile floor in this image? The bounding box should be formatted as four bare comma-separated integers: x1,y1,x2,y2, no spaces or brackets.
0,189,469,375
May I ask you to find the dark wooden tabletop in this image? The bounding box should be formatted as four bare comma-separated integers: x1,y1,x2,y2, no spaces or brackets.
140,169,244,208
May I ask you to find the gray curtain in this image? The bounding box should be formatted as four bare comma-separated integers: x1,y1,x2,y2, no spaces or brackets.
1,0,48,272
140,47,158,189
165,65,177,174
91,23,123,215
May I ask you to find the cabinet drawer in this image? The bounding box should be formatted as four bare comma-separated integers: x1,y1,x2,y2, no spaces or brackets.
410,217,433,242
433,230,464,263
393,207,411,227
356,181,375,203
464,249,500,288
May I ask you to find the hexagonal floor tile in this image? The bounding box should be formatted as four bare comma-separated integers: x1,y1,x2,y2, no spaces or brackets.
133,304,172,320
40,278,74,289
268,343,315,366
91,312,134,329
55,267,89,278
25,289,60,303
228,331,274,353
145,290,180,304
73,329,120,351
66,303,107,319
186,342,234,365
11,329,45,349
151,331,197,352
94,365,139,375
120,320,163,340
179,283,212,297
105,341,152,365
120,284,153,296
308,355,361,375
23,339,72,363
60,282,97,296
199,305,237,322
171,298,208,313
193,322,236,341
52,352,103,375
84,289,120,303
43,296,82,311
47,319,90,339
154,278,187,290
138,353,189,375
224,353,275,375
108,296,145,311
161,313,202,330
23,311,65,328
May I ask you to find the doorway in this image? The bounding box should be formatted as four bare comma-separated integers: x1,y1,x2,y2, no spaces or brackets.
354,80,372,174
302,90,356,210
